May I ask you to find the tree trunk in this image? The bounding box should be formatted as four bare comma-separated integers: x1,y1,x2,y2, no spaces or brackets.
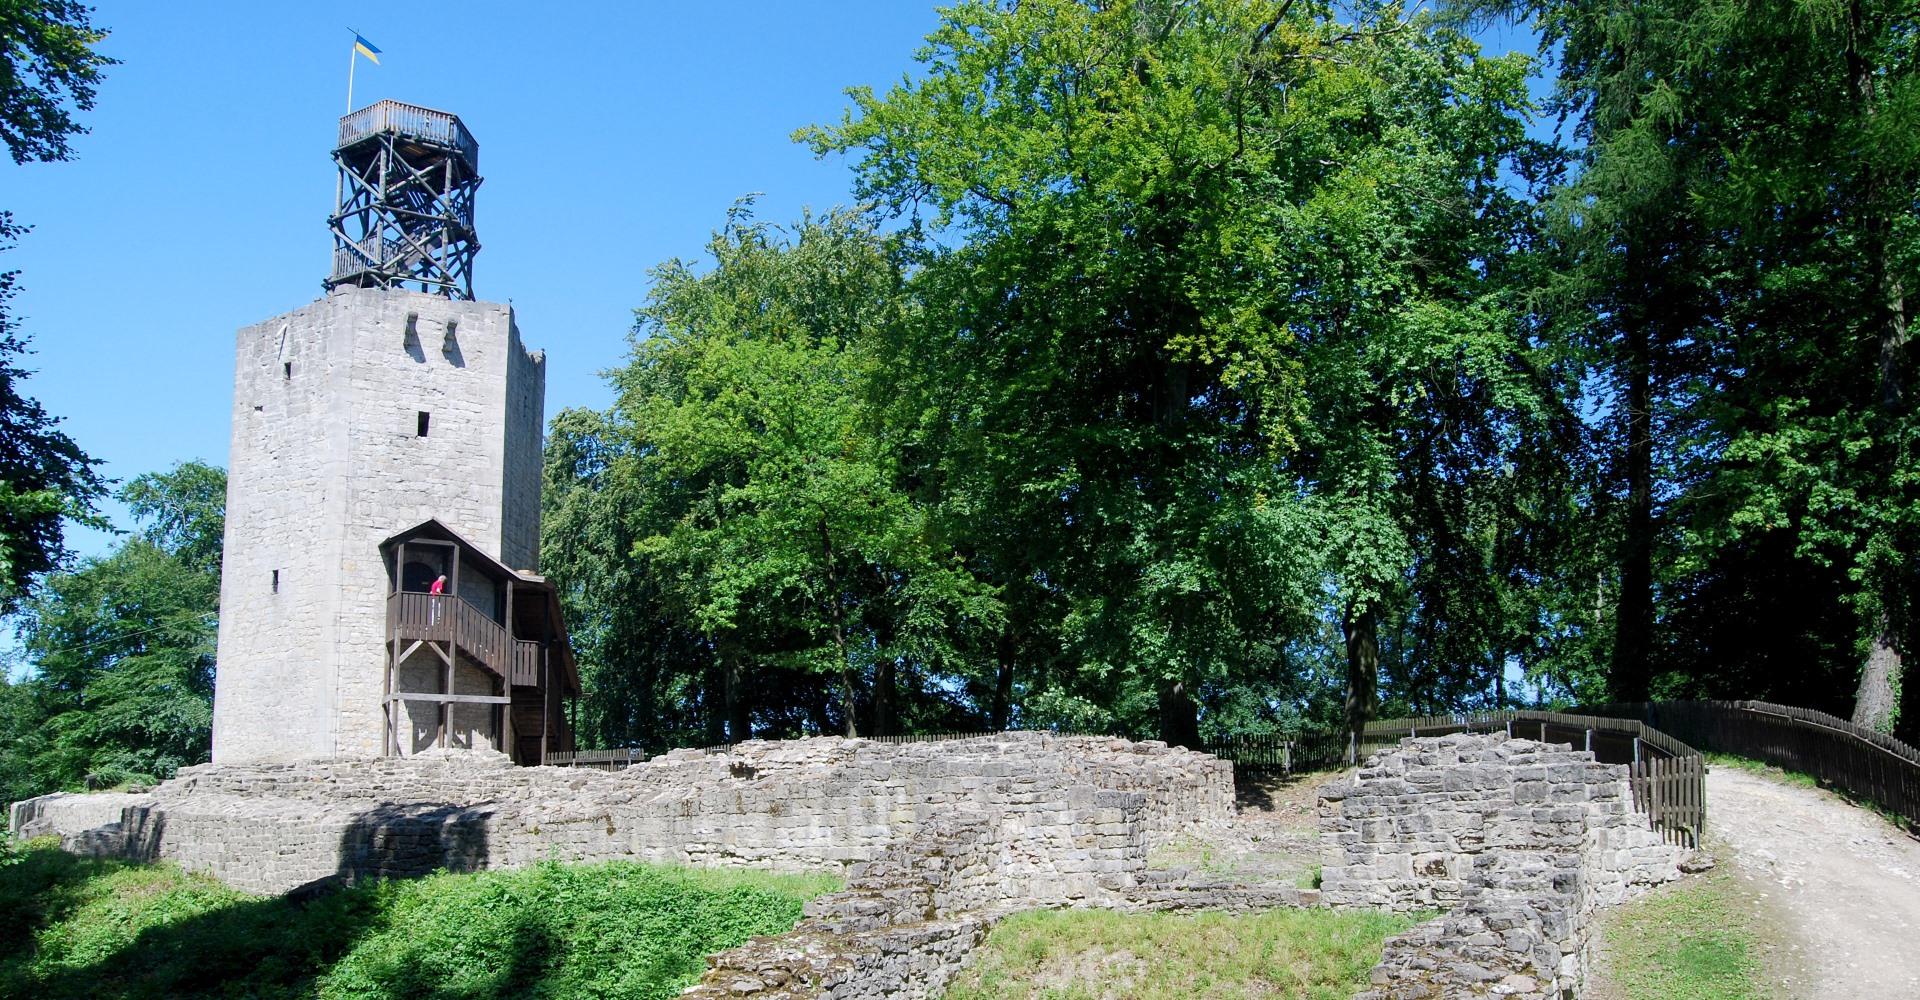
991,626,1015,732
702,657,726,746
872,658,895,737
819,516,858,737
1343,600,1379,764
723,644,750,743
1157,678,1201,749
1612,309,1655,702
1847,0,1909,730
1854,616,1903,733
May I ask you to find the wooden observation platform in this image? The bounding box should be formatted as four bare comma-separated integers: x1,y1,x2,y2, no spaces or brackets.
327,100,482,300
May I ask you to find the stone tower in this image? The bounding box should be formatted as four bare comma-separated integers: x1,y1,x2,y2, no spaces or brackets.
211,102,565,763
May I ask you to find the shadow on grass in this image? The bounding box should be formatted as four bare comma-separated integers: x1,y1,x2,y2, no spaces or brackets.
1233,767,1343,812
0,844,382,999
0,801,507,1000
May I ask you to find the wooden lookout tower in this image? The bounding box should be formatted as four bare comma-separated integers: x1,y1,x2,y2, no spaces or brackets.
326,100,481,299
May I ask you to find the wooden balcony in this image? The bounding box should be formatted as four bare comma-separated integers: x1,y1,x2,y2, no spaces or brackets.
338,99,479,170
381,518,579,764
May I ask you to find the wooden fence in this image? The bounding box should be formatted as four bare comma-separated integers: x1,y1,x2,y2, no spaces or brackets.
1202,735,1292,774
1360,709,1699,762
1361,708,1705,847
1630,754,1707,848
1587,700,1920,829
544,747,649,769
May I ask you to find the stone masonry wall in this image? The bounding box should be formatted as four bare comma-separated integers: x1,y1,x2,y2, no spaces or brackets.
213,286,545,764
11,733,1230,899
1320,733,1690,999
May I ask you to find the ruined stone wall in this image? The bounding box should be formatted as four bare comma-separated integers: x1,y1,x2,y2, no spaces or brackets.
11,733,1230,899
683,811,1028,1000
1319,733,1691,999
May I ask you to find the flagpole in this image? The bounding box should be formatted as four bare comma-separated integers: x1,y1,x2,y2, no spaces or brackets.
346,41,357,113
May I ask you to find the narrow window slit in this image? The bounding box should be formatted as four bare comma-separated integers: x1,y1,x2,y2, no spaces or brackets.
417,411,431,437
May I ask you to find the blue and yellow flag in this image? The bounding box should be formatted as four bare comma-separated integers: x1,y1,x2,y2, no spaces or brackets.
353,33,380,64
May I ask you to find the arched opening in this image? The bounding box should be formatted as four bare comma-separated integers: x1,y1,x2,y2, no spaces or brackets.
401,559,442,593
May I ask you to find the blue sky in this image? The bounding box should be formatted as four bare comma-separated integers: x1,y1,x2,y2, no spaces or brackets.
9,3,1545,561
9,2,945,556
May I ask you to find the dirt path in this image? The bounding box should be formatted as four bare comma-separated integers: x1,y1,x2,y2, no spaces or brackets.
1707,765,1920,999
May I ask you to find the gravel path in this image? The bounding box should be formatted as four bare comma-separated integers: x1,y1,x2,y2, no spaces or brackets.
1707,765,1920,999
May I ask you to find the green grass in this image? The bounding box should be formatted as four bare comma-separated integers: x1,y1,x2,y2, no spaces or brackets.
1295,864,1322,890
1596,862,1774,1000
0,839,839,1000
1706,752,1912,830
940,907,1419,1000
1704,753,1818,789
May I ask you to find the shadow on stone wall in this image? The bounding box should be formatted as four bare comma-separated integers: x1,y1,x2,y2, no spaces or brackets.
288,802,493,900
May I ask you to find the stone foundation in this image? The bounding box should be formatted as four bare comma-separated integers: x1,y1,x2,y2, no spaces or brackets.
10,732,1231,898
12,731,1692,999
1320,733,1691,999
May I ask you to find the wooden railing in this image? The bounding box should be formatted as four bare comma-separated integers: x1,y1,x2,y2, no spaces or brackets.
1362,708,1705,847
510,641,542,688
1360,709,1699,761
339,99,479,168
388,591,510,679
544,748,648,769
1588,700,1920,829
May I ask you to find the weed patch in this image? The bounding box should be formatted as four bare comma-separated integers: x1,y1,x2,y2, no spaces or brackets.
941,906,1417,1000
1592,862,1773,1000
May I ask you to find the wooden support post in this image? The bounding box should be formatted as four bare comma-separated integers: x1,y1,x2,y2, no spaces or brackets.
386,626,398,756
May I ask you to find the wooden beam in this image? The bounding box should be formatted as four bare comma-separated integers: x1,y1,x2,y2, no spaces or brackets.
388,692,512,705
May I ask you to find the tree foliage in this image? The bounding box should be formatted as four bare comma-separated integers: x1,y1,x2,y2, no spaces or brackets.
1,462,222,801
1464,0,1919,731
0,0,112,609
547,1,1576,750
0,0,114,165
0,214,105,611
540,0,1919,750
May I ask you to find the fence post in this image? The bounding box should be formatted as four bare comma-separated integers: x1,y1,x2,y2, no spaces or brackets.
1632,736,1642,764
1585,729,1593,753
